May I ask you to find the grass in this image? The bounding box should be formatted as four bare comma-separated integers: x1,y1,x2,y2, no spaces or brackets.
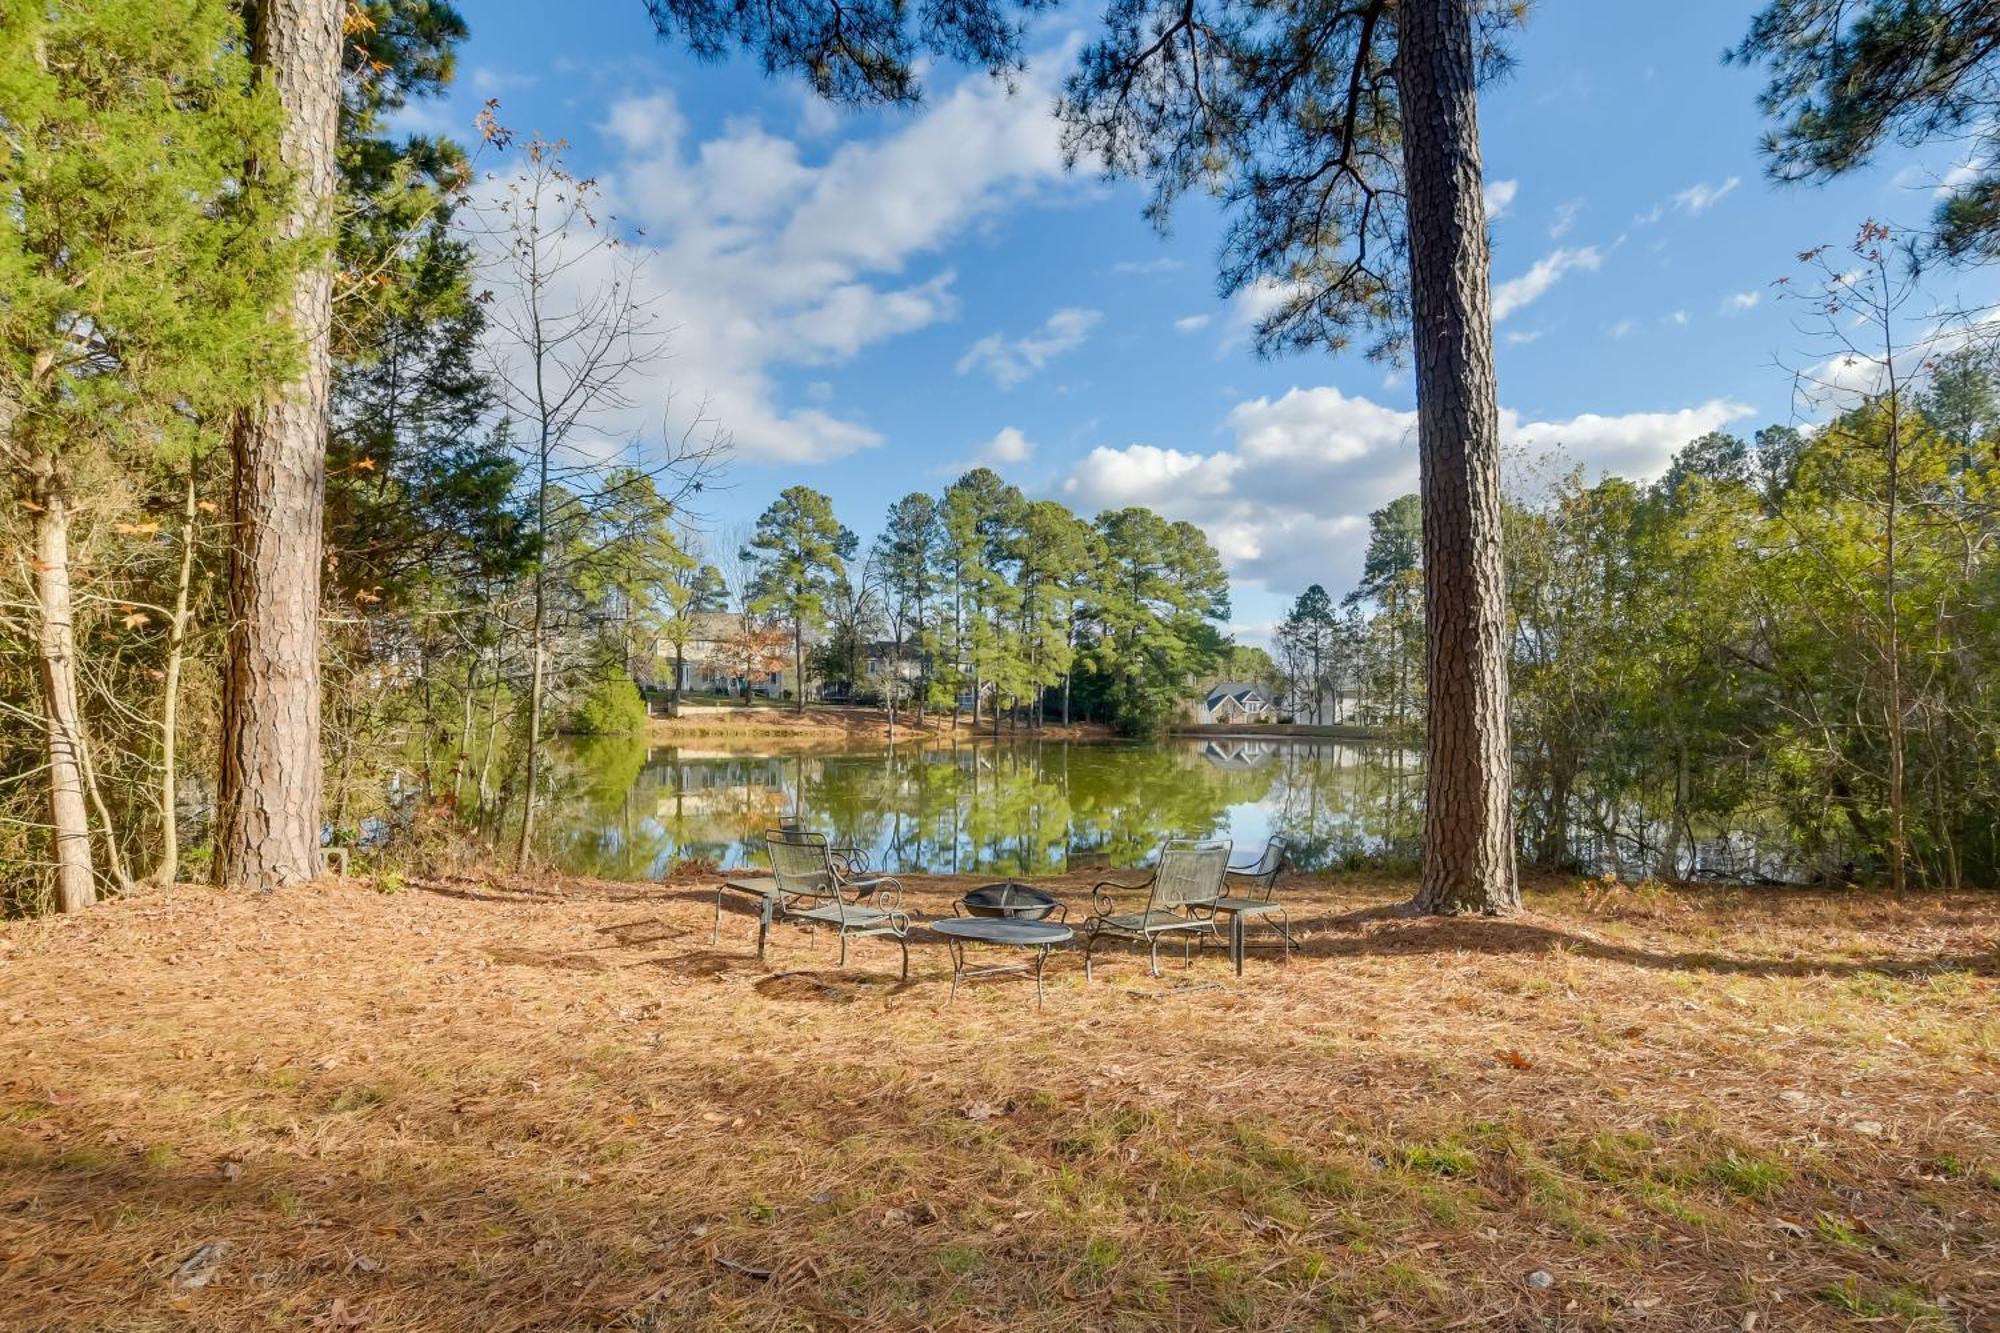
0,869,1995,1330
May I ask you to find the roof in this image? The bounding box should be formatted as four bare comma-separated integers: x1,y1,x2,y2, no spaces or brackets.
1205,680,1273,708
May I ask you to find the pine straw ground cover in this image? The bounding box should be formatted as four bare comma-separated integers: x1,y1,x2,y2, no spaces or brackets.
0,871,1995,1332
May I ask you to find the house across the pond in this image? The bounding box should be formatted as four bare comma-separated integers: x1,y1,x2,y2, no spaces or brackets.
1198,680,1276,725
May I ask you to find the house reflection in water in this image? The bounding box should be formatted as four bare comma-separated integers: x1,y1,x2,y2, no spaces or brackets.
1198,738,1286,770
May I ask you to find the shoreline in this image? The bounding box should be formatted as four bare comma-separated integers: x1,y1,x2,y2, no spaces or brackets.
646,701,1115,746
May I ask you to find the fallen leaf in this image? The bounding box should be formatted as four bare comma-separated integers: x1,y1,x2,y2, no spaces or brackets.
1498,1048,1535,1070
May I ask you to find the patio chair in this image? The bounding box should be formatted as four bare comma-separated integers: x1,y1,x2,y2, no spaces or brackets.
778,819,869,877
1194,835,1299,972
1079,838,1230,979
765,828,910,978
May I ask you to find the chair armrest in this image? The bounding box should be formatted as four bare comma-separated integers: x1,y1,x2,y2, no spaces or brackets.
1088,878,1146,918
1223,868,1278,901
847,874,903,908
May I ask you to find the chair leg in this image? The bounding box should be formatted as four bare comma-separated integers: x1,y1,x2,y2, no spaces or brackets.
898,934,909,982
1083,932,1097,982
1272,909,1296,959
838,932,849,967
1183,933,1194,969
712,888,723,944
1149,936,1163,978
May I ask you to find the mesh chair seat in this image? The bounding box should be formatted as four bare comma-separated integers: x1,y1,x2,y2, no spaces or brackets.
1208,896,1286,917
1095,909,1213,935
788,902,898,930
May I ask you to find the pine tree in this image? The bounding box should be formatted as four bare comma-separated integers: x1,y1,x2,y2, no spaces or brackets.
215,0,347,892
1060,0,1523,912
745,487,855,712
0,0,298,909
1733,2,2000,261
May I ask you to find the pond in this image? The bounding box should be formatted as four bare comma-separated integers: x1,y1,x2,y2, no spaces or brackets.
529,735,1426,880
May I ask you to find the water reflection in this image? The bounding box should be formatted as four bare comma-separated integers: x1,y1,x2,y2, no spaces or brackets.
533,735,1425,880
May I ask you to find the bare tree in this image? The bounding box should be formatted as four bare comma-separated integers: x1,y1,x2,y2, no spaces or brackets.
469,135,726,868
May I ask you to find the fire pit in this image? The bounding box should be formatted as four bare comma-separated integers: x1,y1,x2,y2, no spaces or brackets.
956,882,1066,922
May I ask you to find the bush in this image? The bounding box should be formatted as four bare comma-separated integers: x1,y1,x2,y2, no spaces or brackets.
569,668,647,737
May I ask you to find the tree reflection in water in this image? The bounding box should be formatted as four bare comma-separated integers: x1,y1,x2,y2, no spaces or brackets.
529,735,1424,881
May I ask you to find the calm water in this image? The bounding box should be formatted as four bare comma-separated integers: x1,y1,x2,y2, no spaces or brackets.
531,735,1425,880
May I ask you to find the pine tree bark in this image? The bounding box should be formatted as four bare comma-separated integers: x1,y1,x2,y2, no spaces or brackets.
216,0,342,891
1400,0,1519,915
31,477,95,913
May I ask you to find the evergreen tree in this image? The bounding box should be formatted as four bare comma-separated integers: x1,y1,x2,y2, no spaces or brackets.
1060,0,1526,913
745,486,855,711
1734,2,2000,261
874,492,946,727
0,0,298,908
217,0,349,893
1278,586,1338,724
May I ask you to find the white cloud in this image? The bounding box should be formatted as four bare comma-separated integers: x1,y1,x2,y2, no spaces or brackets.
978,426,1035,465
1222,276,1311,348
1483,178,1519,221
1492,246,1602,321
1504,329,1543,346
467,53,1079,465
1673,176,1741,214
1174,313,1212,334
1724,290,1761,313
1665,309,1690,327
957,306,1103,386
1548,199,1583,239
1937,155,1984,196
1060,387,1753,593
1608,318,1637,339
1113,257,1183,275
470,67,540,94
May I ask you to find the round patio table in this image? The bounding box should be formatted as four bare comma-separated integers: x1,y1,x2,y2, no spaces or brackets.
930,917,1073,1008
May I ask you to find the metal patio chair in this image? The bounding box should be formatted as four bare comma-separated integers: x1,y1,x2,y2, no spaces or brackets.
1194,835,1299,973
778,819,869,878
1079,838,1230,979
765,828,910,978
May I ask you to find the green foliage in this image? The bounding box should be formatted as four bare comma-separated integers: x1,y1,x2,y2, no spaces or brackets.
746,485,855,702
570,668,648,738
0,0,301,453
1734,1,2000,261
1060,0,1524,361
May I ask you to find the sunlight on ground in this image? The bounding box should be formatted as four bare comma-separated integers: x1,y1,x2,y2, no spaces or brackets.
1,874,1994,1330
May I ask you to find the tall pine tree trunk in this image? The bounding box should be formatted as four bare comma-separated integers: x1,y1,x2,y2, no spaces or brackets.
31,478,95,913
1400,0,1518,915
793,620,804,712
217,0,341,892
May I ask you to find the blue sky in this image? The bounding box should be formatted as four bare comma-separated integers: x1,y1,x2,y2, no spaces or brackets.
399,1,1986,641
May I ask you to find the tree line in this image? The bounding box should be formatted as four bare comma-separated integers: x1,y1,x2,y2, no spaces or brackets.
6,0,1993,914
1272,315,2000,888
717,473,1232,737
